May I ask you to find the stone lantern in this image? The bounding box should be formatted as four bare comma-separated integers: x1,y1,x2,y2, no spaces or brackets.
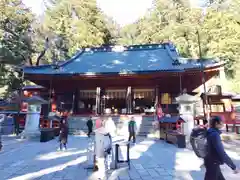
176,93,198,138
21,96,47,139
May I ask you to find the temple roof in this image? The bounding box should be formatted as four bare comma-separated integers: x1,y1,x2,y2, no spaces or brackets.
161,116,185,123
22,85,45,90
23,43,222,76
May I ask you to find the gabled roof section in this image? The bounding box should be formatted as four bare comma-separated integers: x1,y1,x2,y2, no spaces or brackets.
23,43,222,76
161,116,185,123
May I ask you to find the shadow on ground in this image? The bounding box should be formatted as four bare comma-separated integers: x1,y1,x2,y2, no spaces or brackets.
0,136,90,180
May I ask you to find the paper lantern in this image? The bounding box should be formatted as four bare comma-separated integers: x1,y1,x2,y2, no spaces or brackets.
51,104,57,112
161,93,171,104
23,91,29,96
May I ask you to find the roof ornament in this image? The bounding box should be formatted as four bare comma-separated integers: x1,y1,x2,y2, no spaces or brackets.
112,45,125,52
168,41,176,51
169,42,180,56
85,48,91,52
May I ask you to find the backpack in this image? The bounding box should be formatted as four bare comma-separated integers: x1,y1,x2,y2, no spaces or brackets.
190,127,208,158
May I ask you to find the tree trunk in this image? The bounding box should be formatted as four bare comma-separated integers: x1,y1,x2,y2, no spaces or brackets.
36,37,49,66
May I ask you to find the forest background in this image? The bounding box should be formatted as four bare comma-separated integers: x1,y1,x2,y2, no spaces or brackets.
1,0,240,97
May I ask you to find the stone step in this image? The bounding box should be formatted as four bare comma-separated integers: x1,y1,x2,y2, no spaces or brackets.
67,115,156,137
221,133,240,141
68,129,156,137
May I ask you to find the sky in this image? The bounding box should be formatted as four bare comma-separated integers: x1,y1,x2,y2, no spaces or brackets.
22,0,154,26
22,0,208,26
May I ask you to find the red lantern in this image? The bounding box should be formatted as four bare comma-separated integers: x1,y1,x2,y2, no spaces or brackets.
51,104,57,112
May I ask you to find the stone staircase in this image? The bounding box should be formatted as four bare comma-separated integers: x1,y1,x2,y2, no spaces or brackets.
221,131,240,141
67,115,157,137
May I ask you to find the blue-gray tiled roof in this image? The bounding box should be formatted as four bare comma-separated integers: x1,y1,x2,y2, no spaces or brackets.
23,43,221,75
161,116,185,123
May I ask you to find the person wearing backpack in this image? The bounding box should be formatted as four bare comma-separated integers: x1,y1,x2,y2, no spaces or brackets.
204,116,239,180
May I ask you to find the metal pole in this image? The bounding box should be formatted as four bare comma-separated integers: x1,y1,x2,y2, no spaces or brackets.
197,30,209,122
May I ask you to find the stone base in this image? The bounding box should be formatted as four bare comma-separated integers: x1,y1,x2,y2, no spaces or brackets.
221,133,240,141
21,130,41,140
83,163,95,169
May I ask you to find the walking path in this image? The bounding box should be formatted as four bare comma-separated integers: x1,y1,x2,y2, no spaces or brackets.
0,135,239,180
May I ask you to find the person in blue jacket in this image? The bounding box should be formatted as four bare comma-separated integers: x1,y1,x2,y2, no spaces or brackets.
204,116,239,180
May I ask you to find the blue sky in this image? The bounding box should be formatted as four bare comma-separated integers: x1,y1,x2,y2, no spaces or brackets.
22,0,153,26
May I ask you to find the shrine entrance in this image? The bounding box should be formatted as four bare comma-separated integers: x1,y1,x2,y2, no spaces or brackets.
100,89,126,114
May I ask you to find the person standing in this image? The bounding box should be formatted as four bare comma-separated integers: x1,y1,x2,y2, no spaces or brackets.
104,117,116,137
157,104,164,121
59,117,69,151
86,116,93,137
204,116,239,180
128,117,137,143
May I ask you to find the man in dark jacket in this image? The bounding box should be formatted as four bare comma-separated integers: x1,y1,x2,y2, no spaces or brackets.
86,117,93,137
204,116,239,180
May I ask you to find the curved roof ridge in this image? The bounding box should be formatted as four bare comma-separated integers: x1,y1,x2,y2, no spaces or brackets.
81,43,166,53
24,64,52,69
59,49,85,67
164,43,179,62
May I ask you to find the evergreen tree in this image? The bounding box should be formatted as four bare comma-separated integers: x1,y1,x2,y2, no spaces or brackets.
42,0,117,61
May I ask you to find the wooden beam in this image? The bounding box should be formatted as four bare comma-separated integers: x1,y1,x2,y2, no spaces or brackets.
26,69,219,94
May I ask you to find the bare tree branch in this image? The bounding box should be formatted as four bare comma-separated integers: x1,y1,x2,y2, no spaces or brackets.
36,37,49,66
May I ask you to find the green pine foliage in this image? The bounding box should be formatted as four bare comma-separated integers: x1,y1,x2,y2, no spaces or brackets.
1,0,240,95
42,0,115,60
118,0,240,92
0,0,34,97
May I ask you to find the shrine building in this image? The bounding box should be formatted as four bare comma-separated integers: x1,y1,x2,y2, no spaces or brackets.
23,43,222,117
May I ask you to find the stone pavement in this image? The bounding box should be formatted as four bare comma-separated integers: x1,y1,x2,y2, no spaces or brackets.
0,135,239,180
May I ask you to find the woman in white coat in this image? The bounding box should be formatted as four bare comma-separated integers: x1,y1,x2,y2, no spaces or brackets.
104,117,116,137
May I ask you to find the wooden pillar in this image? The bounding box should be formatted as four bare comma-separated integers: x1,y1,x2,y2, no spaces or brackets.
48,78,53,113
130,87,133,114
179,73,182,94
73,89,78,114
126,87,129,114
131,87,134,114
100,88,105,114
96,87,101,115
126,86,132,114
154,85,159,108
